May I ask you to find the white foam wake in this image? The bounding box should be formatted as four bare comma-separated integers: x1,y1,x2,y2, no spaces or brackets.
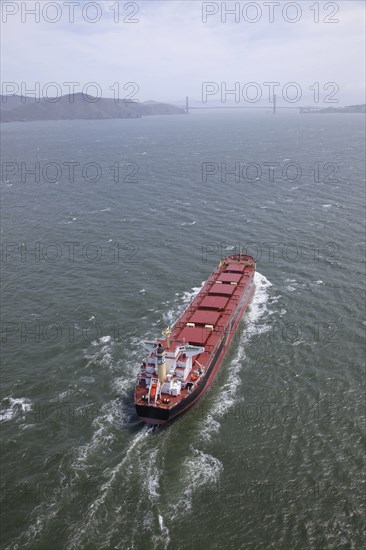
67,426,153,549
198,271,272,442
170,448,224,519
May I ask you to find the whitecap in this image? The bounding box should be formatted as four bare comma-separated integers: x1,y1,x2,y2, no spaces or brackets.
56,389,75,401
0,397,32,422
80,376,95,383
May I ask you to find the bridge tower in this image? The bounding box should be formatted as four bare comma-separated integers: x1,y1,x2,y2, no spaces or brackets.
273,94,277,114
185,96,189,114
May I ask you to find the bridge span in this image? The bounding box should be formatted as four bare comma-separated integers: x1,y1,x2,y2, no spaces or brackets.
184,96,323,115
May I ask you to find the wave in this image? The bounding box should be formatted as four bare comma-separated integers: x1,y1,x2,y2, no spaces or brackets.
180,220,196,226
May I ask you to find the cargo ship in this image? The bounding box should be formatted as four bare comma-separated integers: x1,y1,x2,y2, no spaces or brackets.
134,254,256,424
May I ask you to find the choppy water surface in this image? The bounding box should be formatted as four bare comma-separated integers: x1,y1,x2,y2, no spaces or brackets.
1,112,365,549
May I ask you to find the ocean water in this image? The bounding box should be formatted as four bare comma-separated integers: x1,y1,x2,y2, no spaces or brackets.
1,111,365,549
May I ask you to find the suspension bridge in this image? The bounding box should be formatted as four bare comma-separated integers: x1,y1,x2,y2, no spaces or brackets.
183,96,323,114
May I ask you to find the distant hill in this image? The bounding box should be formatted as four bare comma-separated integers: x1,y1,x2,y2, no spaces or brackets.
0,93,185,122
301,104,366,114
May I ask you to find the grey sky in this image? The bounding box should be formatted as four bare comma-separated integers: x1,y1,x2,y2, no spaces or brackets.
1,0,365,104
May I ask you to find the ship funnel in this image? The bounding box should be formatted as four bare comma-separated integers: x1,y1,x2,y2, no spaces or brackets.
163,327,172,349
156,343,166,383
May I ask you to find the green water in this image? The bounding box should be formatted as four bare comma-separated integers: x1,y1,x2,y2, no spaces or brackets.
1,112,365,549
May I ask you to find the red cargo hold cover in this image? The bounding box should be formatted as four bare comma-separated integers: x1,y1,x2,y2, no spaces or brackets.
199,296,229,310
188,310,221,326
226,263,246,273
179,326,212,346
209,283,236,296
218,272,242,283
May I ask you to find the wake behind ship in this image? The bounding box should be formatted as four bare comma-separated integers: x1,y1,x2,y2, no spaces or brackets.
134,254,256,424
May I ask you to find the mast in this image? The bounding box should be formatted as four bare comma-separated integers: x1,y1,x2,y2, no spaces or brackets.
163,327,172,348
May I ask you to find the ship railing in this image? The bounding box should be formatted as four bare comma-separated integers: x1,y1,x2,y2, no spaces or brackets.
200,342,215,359
199,291,210,297
207,339,220,357
213,320,232,338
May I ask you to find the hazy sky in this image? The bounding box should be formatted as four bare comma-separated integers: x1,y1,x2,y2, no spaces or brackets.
1,0,365,104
